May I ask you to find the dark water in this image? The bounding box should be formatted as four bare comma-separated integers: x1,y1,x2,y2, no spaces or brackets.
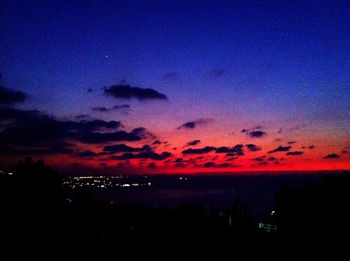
85,172,335,221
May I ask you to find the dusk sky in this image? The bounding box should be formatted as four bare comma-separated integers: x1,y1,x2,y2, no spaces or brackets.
1,0,350,174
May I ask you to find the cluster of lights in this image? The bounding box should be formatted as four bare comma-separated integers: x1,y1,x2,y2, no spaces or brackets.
62,176,152,189
0,170,14,176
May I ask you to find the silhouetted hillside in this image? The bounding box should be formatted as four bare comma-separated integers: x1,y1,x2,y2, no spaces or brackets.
1,159,349,257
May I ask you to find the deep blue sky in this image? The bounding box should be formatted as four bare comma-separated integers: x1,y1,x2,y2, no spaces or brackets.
1,0,350,172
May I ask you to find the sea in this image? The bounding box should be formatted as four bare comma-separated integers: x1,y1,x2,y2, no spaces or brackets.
80,172,344,221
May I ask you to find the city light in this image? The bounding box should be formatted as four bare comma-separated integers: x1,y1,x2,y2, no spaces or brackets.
62,176,153,190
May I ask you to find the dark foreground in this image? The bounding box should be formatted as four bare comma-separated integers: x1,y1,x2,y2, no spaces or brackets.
1,159,349,258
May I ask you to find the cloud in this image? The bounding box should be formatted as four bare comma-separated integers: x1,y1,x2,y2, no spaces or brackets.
104,85,168,101
182,146,216,154
242,127,267,138
103,144,152,153
77,150,98,158
0,85,27,105
112,151,172,160
267,157,277,161
152,140,162,145
185,140,201,146
177,118,213,130
77,128,151,144
203,162,235,168
277,124,306,134
75,114,90,119
268,146,291,153
245,144,262,152
92,104,130,113
324,153,340,159
286,151,303,156
148,162,157,169
203,162,216,167
0,106,153,158
342,150,348,154
246,130,267,138
0,142,74,156
287,141,296,145
0,107,123,146
252,156,266,162
257,162,268,165
215,144,244,156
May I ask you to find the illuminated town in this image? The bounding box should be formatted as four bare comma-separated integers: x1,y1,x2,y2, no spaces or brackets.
62,175,152,189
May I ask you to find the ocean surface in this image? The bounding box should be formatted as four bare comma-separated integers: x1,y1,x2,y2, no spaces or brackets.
80,172,339,221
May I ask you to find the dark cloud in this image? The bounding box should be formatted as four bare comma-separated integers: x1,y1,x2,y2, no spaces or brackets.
104,85,168,101
92,104,130,113
203,162,235,168
0,107,123,147
180,121,195,129
287,141,296,145
182,146,216,155
77,150,98,158
87,88,93,93
148,162,157,169
342,150,348,154
113,151,172,160
0,142,74,156
0,85,27,104
77,119,121,130
252,156,266,162
246,130,267,138
324,153,340,159
77,128,151,144
286,151,303,156
174,163,186,168
309,145,315,149
185,140,201,147
267,157,277,161
203,162,216,168
75,114,90,119
277,124,306,134
245,144,262,152
268,146,291,153
92,107,112,112
152,140,162,145
177,118,212,130
103,144,152,153
215,144,244,156
0,106,40,121
0,107,153,158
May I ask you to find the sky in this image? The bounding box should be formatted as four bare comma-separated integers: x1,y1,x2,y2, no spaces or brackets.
1,0,350,174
